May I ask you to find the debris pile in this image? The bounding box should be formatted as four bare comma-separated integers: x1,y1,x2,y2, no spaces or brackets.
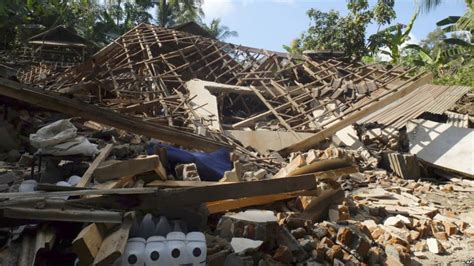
0,23,473,265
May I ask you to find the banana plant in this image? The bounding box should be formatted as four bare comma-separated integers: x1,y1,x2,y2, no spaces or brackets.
368,9,419,64
405,44,445,75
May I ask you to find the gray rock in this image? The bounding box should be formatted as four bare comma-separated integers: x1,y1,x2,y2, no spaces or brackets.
6,150,21,163
291,227,307,239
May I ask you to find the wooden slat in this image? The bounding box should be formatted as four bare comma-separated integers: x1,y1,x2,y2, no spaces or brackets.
77,144,114,188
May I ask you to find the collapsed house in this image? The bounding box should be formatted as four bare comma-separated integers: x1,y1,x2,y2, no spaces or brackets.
0,23,473,265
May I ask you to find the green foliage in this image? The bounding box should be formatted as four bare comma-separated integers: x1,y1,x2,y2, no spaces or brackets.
0,0,206,49
368,9,419,64
202,18,238,41
434,58,474,86
285,0,397,59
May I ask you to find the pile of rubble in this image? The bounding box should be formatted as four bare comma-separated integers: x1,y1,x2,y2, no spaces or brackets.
0,23,472,265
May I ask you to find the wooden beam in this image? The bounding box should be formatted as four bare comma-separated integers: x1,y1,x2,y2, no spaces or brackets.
147,180,225,188
0,78,232,152
94,155,166,183
77,144,113,188
205,166,357,214
278,73,433,156
135,167,358,209
94,213,133,266
73,223,105,266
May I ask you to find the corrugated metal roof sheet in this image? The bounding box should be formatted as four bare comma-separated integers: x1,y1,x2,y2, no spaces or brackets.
358,84,470,128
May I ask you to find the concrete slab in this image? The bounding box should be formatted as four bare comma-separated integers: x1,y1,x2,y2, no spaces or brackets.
225,130,313,154
407,119,474,178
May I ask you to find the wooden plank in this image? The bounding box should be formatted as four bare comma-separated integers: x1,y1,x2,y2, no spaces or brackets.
278,73,433,156
73,223,105,266
147,180,225,188
77,144,114,188
0,78,232,151
206,166,357,214
135,167,358,210
94,155,166,182
94,213,133,266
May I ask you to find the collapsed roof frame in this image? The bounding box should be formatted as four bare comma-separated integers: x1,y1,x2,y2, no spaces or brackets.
43,23,432,155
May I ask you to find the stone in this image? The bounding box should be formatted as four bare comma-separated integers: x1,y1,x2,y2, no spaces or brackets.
384,244,411,266
413,251,427,259
384,217,403,228
414,241,426,252
312,226,328,239
371,227,385,240
277,227,309,262
0,172,18,185
5,149,21,163
328,209,340,222
273,245,292,264
463,228,474,237
220,170,240,182
0,122,20,152
230,237,263,253
433,231,448,241
409,230,420,241
299,238,315,252
395,215,411,225
427,238,445,254
361,219,378,230
326,244,343,261
253,169,267,180
442,221,457,236
367,247,384,265
291,227,306,239
176,163,201,181
217,210,279,244
18,153,34,167
336,226,371,258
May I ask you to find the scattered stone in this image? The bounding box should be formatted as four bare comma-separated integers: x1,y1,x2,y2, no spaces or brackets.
395,214,411,225
427,238,445,254
291,227,306,239
0,172,18,185
253,169,267,180
433,231,448,241
230,237,263,253
384,217,403,228
17,153,34,166
175,163,200,181
273,245,292,264
336,226,371,258
414,240,426,252
464,228,474,237
5,150,21,163
361,219,377,230
326,244,343,261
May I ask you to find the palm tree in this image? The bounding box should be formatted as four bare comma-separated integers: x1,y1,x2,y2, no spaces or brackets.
154,0,203,27
203,18,238,41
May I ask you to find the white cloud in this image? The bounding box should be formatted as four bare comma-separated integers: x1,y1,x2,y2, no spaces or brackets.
202,0,236,20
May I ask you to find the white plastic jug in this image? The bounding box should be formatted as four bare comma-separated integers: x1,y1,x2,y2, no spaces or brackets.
166,232,188,266
186,232,207,265
145,236,170,265
19,179,37,192
122,237,146,266
154,216,172,237
138,213,155,239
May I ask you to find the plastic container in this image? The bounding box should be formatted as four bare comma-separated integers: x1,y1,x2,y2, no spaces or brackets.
145,236,170,265
67,175,81,186
19,179,37,192
186,232,207,265
154,216,172,237
166,232,188,266
138,213,155,239
122,237,146,266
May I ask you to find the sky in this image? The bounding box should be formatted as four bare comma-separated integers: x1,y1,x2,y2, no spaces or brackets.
201,0,468,52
